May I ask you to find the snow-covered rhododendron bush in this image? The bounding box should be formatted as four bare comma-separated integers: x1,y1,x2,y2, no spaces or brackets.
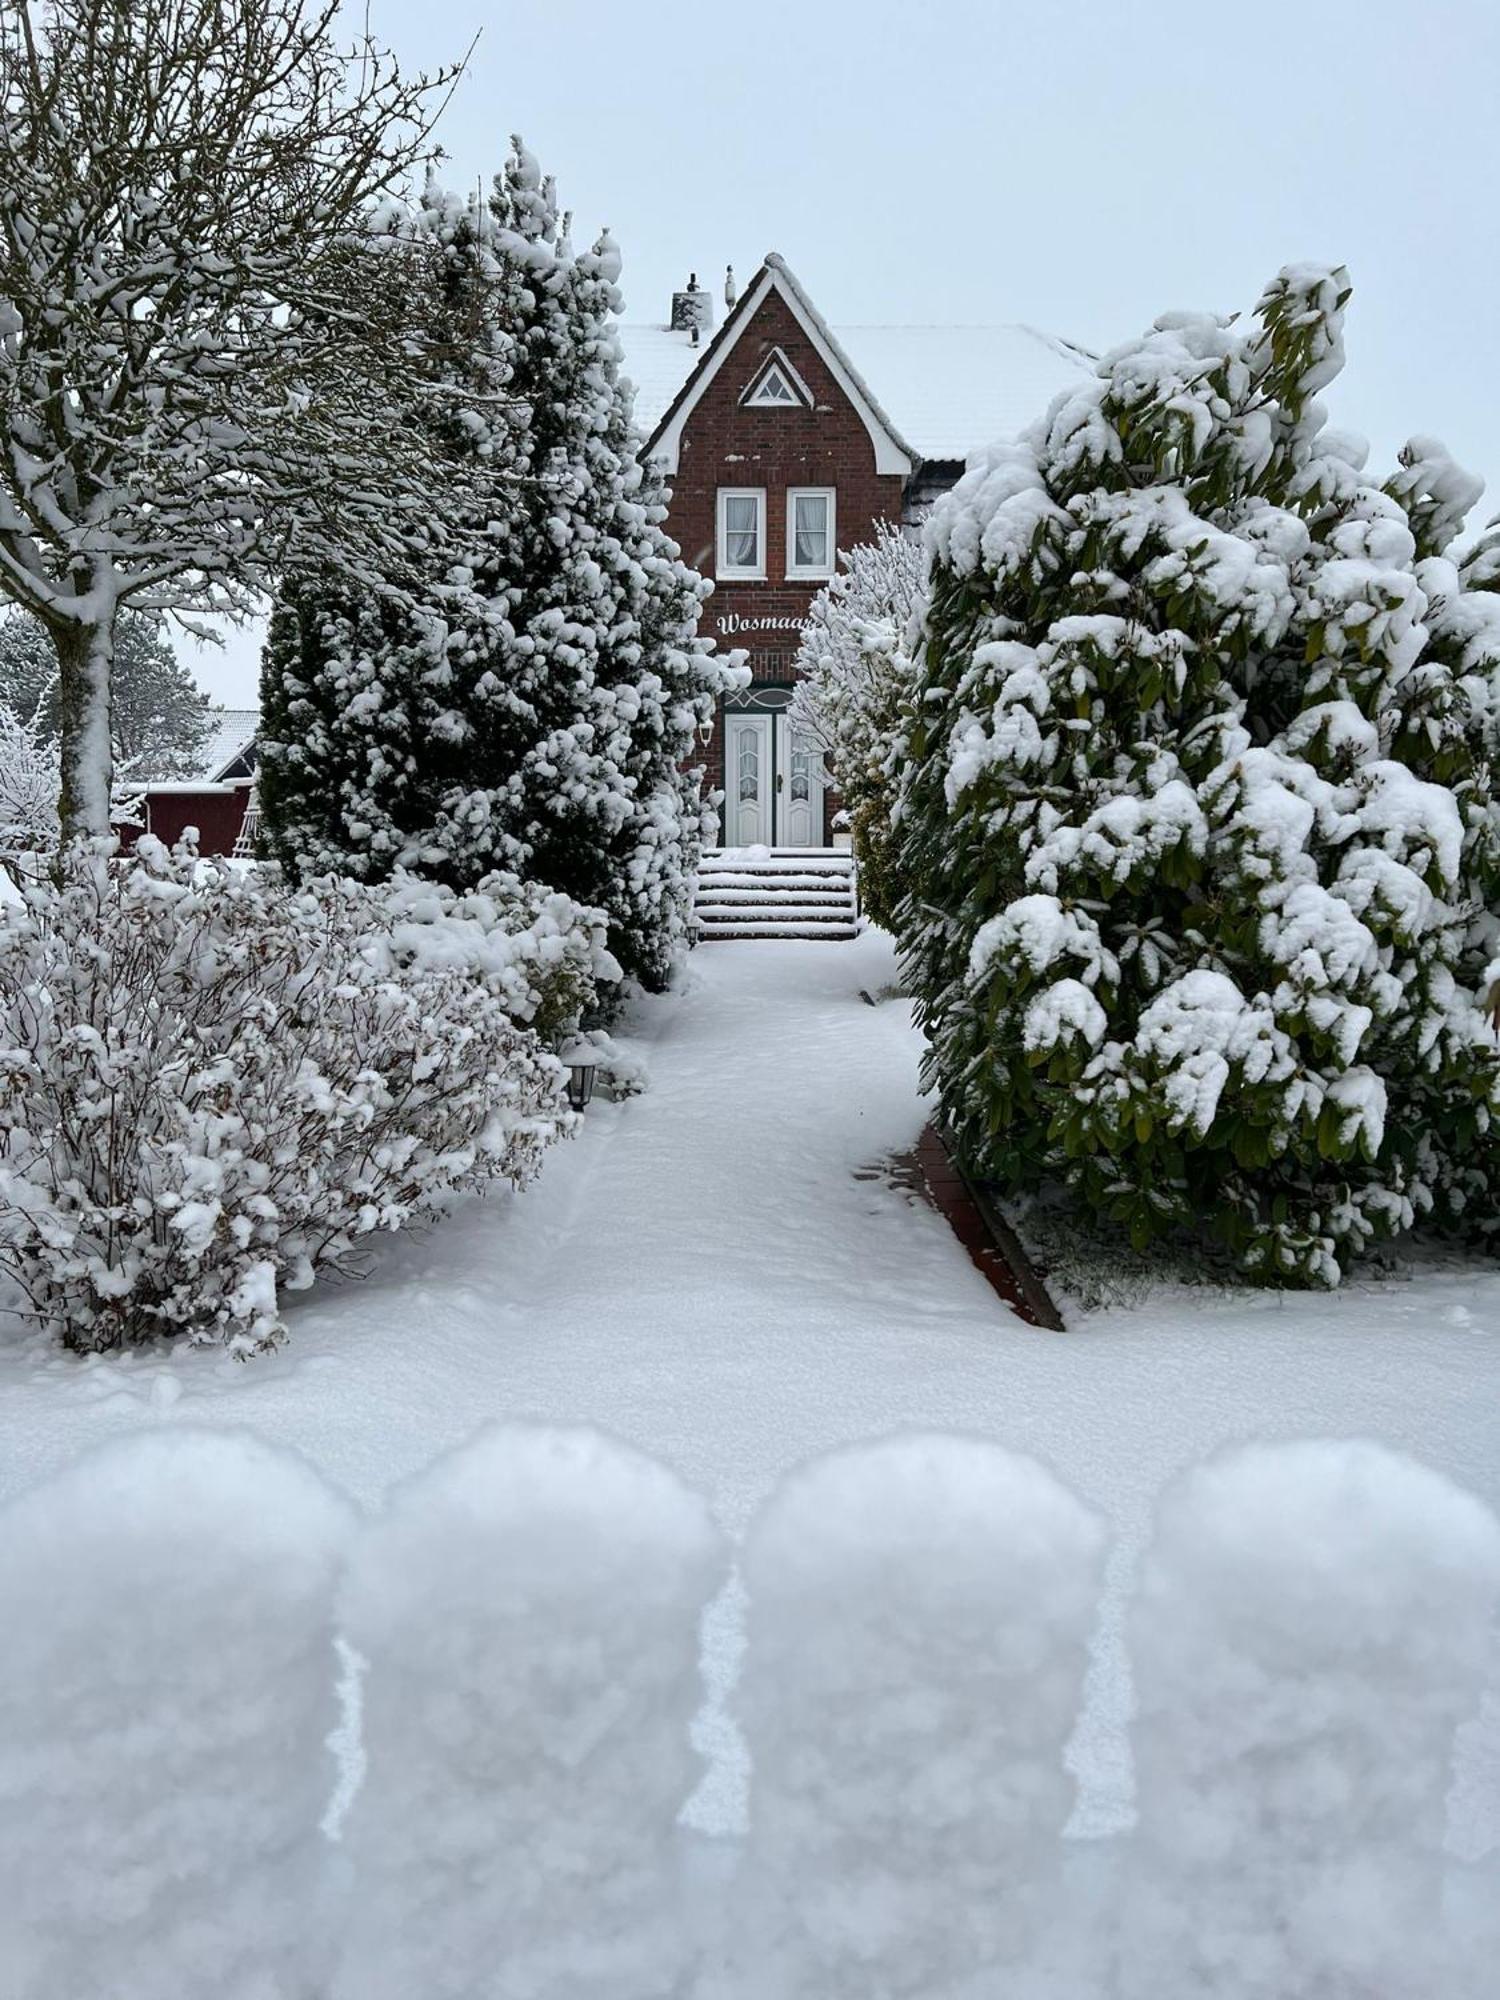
791,521,926,929
0,840,615,1354
900,263,1500,1284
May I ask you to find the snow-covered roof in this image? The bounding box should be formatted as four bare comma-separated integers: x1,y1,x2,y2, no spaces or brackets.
198,707,260,782
622,312,1094,467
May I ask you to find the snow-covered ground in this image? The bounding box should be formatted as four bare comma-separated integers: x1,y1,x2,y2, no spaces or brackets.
2,928,1498,1849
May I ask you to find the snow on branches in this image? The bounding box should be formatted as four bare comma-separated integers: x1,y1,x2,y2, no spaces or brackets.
790,521,925,928
0,841,615,1353
0,0,464,840
0,703,56,853
258,146,742,992
901,263,1500,1284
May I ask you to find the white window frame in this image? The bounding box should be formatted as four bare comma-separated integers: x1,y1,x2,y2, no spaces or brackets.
741,346,814,410
786,487,836,581
716,487,766,580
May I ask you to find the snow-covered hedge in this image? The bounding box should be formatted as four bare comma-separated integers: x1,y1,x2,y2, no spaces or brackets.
0,1429,354,1997
900,264,1500,1283
732,1434,1106,1995
0,840,615,1353
334,1426,724,2000
2,1428,1497,1995
791,522,925,929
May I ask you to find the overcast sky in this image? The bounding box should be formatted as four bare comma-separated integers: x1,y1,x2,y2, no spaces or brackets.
192,0,1500,704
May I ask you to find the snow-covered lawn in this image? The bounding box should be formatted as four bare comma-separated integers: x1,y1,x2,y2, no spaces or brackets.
2,928,1498,1849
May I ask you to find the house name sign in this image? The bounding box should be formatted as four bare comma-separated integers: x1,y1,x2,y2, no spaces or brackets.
714,613,807,636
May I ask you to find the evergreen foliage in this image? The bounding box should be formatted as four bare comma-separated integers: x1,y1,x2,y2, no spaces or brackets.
0,609,215,779
260,146,737,991
791,522,925,928
899,265,1500,1284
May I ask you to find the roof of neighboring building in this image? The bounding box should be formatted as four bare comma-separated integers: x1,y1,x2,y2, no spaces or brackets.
622,268,1095,466
198,707,260,782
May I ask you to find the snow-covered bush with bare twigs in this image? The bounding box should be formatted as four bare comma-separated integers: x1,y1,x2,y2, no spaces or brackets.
0,840,615,1354
791,522,925,927
0,704,56,854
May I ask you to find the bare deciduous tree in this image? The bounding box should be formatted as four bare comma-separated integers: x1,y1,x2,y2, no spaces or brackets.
0,0,461,841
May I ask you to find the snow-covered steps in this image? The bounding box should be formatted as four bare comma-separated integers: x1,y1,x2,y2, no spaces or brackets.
694,847,858,941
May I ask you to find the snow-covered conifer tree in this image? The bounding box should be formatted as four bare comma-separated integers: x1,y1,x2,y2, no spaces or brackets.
0,0,460,844
791,521,926,928
0,609,214,780
426,144,736,987
257,183,515,883
260,145,737,989
900,265,1500,1283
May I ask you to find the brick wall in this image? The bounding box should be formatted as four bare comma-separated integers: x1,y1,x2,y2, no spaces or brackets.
660,288,907,810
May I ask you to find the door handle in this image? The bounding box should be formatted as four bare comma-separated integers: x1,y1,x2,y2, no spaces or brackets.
776,773,784,792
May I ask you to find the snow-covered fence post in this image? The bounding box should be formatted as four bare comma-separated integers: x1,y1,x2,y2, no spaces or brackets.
0,1429,354,1999
1120,1439,1500,1999
332,1424,726,2000
729,1433,1108,1998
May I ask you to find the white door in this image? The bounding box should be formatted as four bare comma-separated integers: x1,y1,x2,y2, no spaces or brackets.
725,713,773,846
776,715,824,847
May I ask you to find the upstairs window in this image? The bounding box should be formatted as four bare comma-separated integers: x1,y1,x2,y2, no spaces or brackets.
787,488,835,579
717,488,766,579
742,347,813,410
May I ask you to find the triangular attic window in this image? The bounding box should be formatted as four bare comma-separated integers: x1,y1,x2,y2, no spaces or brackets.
742,349,812,409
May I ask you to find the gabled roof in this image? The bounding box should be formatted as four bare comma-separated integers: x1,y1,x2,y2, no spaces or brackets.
199,707,260,782
637,253,918,478
624,265,1094,469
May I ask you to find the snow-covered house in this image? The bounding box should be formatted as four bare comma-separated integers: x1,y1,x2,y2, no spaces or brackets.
625,255,1090,846
175,262,1090,859
127,706,260,853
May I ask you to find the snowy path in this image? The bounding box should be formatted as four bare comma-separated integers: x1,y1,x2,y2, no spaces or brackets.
2,927,1499,1842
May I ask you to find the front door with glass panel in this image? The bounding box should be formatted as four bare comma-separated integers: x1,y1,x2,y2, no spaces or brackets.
779,716,823,845
722,709,824,847
726,712,773,846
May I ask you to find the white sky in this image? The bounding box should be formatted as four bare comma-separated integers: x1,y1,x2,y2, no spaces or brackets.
190,0,1500,704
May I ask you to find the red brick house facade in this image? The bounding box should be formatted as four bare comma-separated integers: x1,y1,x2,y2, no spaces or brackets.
627,254,1089,849
177,263,1087,858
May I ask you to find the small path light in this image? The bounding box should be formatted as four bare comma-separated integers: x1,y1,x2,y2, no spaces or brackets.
562,1047,597,1112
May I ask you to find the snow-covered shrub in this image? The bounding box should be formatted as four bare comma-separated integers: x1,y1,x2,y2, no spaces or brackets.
333,1424,725,2000
0,1428,354,1999
731,1434,1107,1998
0,703,57,854
791,521,925,928
0,840,612,1353
901,264,1500,1283
1121,1439,1500,1999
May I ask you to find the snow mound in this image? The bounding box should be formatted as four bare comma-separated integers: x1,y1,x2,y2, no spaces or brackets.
332,1423,726,2000
1122,1438,1500,1999
731,1432,1108,1997
0,1428,353,2000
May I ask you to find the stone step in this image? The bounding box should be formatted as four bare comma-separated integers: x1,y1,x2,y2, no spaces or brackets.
701,858,853,877
694,888,854,908
696,902,856,922
696,923,859,941
704,852,852,868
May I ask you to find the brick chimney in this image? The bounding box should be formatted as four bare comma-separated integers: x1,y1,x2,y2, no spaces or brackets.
670,271,713,345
